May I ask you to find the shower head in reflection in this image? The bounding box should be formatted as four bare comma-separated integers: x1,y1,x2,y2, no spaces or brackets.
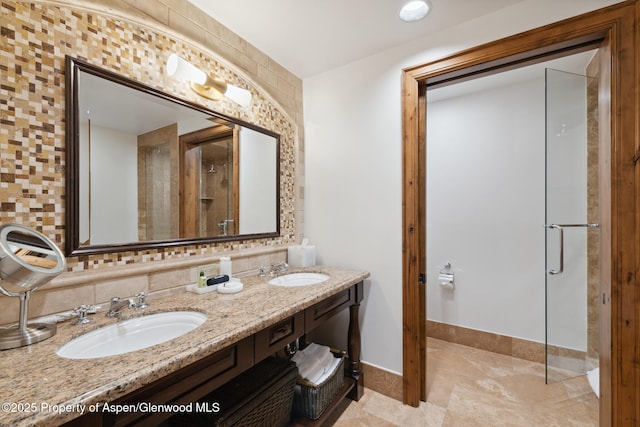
0,224,66,350
208,163,226,174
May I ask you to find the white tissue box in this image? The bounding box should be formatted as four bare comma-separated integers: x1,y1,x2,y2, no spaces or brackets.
288,245,316,267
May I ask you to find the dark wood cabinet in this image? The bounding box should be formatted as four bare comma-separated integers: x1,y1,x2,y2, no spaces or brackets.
255,311,305,363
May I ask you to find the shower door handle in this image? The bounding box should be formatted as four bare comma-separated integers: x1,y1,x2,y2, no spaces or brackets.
545,224,564,275
544,223,599,275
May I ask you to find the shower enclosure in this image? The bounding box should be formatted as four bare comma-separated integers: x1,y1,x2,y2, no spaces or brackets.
198,139,235,236
544,67,600,384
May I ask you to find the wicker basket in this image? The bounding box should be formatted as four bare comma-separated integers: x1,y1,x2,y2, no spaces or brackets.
230,375,296,427
292,349,345,420
168,357,298,427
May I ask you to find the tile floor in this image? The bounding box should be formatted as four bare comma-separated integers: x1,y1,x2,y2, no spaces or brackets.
333,338,598,426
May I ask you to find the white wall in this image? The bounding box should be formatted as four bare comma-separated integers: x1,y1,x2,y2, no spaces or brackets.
426,78,545,342
90,125,138,245
303,0,620,374
79,122,90,243
239,127,278,234
176,120,278,235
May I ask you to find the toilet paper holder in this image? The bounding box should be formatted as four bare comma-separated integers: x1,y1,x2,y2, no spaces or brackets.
438,263,454,288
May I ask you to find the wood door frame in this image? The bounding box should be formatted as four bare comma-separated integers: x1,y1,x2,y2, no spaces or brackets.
401,2,639,425
179,126,235,237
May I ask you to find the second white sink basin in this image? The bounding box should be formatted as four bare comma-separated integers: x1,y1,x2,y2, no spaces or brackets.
56,311,207,359
269,272,329,287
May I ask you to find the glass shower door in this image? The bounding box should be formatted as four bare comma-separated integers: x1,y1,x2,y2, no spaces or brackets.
545,68,599,383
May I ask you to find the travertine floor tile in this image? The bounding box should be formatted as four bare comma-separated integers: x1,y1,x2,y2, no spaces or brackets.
333,388,375,421
483,373,568,404
443,381,534,426
361,392,445,427
533,396,598,427
334,338,598,426
562,374,595,399
333,414,397,427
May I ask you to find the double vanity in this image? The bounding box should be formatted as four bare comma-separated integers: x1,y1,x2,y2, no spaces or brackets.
0,266,369,426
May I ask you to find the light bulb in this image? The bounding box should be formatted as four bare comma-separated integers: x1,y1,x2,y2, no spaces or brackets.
166,54,207,85
224,85,252,108
400,1,430,22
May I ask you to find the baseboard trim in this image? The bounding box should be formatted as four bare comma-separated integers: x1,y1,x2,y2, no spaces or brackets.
426,320,546,364
361,362,403,402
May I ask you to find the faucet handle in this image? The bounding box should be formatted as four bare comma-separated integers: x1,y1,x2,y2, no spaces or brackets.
134,292,149,309
72,305,95,325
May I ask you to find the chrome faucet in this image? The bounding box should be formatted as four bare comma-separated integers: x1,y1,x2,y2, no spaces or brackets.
270,262,289,276
106,297,134,318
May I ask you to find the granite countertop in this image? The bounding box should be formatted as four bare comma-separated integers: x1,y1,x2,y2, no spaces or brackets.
0,265,369,427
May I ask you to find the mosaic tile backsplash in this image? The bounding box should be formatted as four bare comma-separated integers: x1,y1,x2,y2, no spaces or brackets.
0,1,298,272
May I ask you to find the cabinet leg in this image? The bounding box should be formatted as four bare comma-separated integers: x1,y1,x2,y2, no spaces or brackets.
347,302,363,401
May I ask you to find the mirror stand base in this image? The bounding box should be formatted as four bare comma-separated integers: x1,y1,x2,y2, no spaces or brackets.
0,322,56,350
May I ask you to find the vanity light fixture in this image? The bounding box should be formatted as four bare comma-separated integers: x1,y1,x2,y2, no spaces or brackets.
399,0,431,22
166,53,252,108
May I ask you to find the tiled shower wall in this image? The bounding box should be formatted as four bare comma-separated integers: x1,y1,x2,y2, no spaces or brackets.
0,0,304,324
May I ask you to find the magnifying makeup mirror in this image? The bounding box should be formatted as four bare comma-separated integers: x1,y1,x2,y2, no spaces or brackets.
0,224,66,350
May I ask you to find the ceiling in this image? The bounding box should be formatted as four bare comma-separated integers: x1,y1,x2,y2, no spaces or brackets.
188,0,527,79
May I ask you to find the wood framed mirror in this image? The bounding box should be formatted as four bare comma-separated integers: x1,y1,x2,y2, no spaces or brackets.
65,56,280,256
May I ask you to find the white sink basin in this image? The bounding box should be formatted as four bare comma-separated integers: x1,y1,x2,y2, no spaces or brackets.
269,272,329,287
56,311,207,359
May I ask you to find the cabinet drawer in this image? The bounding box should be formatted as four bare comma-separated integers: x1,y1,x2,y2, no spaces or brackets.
305,287,355,332
254,311,305,362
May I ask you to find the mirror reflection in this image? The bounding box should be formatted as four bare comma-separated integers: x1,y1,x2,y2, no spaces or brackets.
5,230,60,270
66,57,280,255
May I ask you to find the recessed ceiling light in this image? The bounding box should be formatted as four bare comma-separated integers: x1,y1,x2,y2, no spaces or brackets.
399,0,431,23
